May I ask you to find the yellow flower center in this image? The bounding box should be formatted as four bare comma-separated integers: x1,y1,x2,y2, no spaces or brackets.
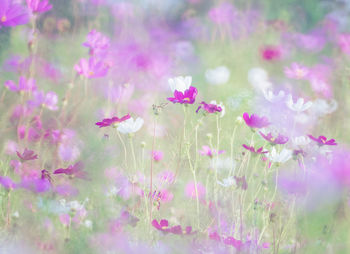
88,71,94,77
1,16,7,22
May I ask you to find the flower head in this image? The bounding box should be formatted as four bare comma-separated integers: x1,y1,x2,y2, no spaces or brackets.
4,76,36,93
286,95,312,112
196,101,222,115
168,76,192,93
243,112,270,129
259,132,289,145
117,117,144,134
28,90,58,111
199,145,225,158
242,144,268,154
26,0,52,14
53,161,88,180
263,90,285,103
75,57,110,79
167,86,198,104
95,114,130,128
0,1,29,28
260,45,281,61
16,148,38,161
205,66,230,85
152,219,194,235
0,176,17,190
308,135,337,146
284,62,309,80
83,29,110,56
268,147,292,164
151,150,163,161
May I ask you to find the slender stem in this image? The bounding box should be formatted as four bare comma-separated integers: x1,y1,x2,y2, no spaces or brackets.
149,117,157,223
129,136,137,171
117,131,128,168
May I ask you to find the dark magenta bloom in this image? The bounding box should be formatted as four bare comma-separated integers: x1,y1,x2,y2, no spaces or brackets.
259,132,289,145
152,219,194,235
16,148,38,161
308,135,337,146
96,114,130,128
26,0,52,14
0,0,29,28
196,101,222,114
53,161,88,180
41,169,52,184
242,144,268,154
260,45,281,61
243,112,270,129
167,86,197,104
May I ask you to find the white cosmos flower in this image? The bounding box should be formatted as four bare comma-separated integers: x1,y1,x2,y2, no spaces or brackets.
217,176,236,187
286,94,313,112
248,67,272,91
205,66,230,85
84,220,93,229
168,76,192,93
292,136,311,146
210,100,225,117
263,90,285,103
309,99,338,116
268,148,292,164
117,117,144,134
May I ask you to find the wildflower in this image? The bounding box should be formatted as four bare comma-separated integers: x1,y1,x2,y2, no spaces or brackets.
95,114,131,128
205,66,230,85
248,67,272,91
0,1,29,28
217,176,235,187
28,90,58,111
0,176,17,190
259,132,289,145
234,176,248,190
167,86,198,104
151,150,163,161
199,145,225,158
268,147,292,164
242,144,268,154
185,181,206,201
75,57,109,79
83,29,110,56
284,63,309,79
41,169,53,184
308,135,337,146
117,117,144,134
196,101,222,115
286,94,313,112
16,148,38,161
152,219,194,235
53,161,89,180
4,76,36,93
26,0,52,14
168,76,192,93
263,90,285,103
309,99,338,116
243,112,270,129
260,45,281,61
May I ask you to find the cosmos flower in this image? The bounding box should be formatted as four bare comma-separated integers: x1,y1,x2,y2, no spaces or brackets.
243,112,270,129
117,117,144,134
260,45,281,61
205,66,230,85
234,176,248,190
185,181,206,201
16,148,38,161
83,29,110,56
268,147,292,164
0,176,17,190
168,76,192,93
0,0,29,28
151,150,163,161
217,176,235,187
248,67,272,91
199,145,225,158
95,114,131,128
4,76,37,93
75,57,110,79
242,144,268,154
28,90,58,111
284,62,309,79
53,161,89,180
259,132,289,145
152,219,195,235
196,101,222,115
286,95,313,112
308,135,337,146
263,90,285,103
26,0,52,14
167,86,198,104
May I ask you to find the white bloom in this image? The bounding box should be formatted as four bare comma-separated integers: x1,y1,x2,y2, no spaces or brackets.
12,211,19,218
84,220,93,229
217,176,236,187
248,67,272,91
210,100,225,117
268,148,292,164
263,90,285,103
117,117,144,134
205,66,230,85
210,157,236,171
286,94,313,112
68,200,84,211
292,136,311,146
309,99,338,116
168,76,192,93
106,186,120,197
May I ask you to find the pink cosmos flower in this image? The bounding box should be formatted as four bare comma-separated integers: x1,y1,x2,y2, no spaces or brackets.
308,135,337,146
185,181,206,201
83,29,110,56
242,144,268,154
196,101,222,114
259,132,289,145
26,0,52,14
4,76,36,93
53,161,89,180
151,150,163,161
157,170,175,185
16,148,38,161
284,62,309,80
199,145,225,158
152,219,194,235
28,90,58,111
75,57,110,79
260,45,281,61
20,177,51,193
0,176,17,190
209,231,243,251
0,0,29,28
243,112,270,129
96,114,131,128
167,86,197,104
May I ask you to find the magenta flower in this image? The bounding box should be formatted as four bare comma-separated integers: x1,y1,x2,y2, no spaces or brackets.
260,45,281,61
209,231,243,251
26,0,52,14
167,86,197,104
41,169,52,184
308,135,337,146
28,90,58,111
284,62,309,80
83,29,110,55
151,150,163,161
199,145,225,158
259,132,289,145
152,219,194,235
196,101,222,114
242,144,268,154
53,161,88,180
243,112,270,129
4,76,36,93
20,177,51,193
16,148,38,161
0,0,29,28
185,181,206,201
75,57,110,79
0,176,17,190
234,176,248,190
95,114,130,128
